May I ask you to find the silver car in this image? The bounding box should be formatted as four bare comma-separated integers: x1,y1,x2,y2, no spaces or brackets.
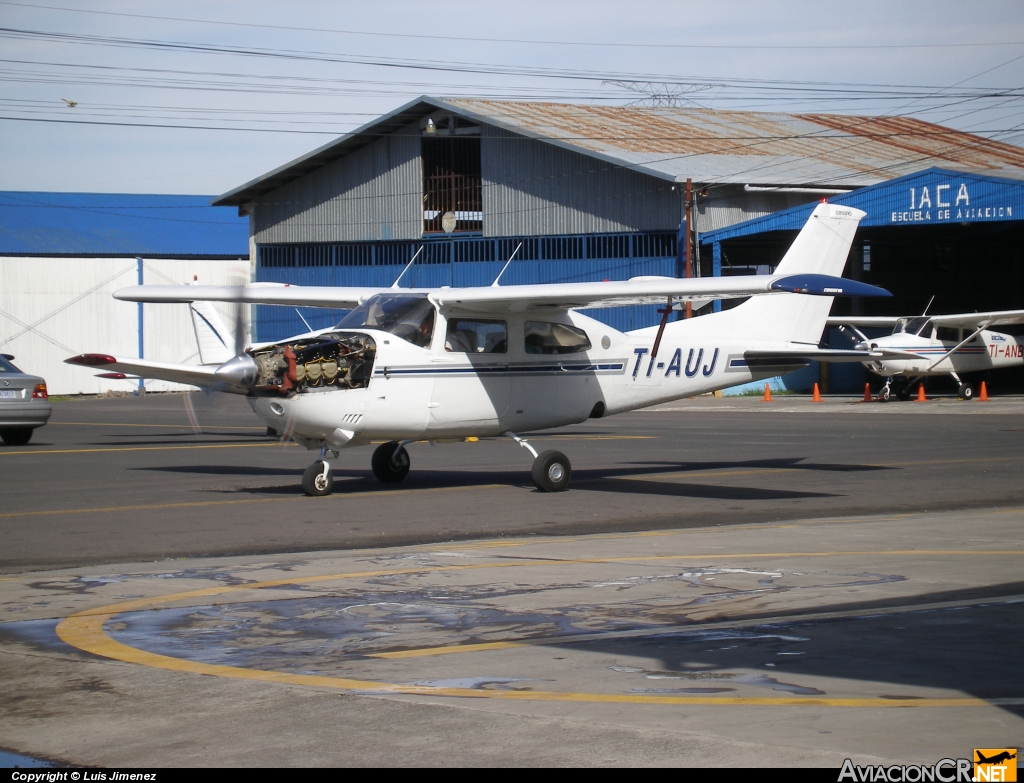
0,353,51,445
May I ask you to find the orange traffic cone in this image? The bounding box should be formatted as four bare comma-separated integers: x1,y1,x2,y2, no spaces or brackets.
763,383,772,402
812,382,822,402
979,381,989,401
916,383,927,402
863,383,872,402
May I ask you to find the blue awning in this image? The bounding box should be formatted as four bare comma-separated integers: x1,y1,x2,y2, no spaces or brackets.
700,167,1024,244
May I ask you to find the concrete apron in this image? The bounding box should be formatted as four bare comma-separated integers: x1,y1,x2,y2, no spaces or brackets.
1,506,1022,767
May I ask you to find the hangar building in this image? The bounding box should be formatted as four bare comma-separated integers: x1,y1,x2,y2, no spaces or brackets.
213,97,1024,352
0,192,248,395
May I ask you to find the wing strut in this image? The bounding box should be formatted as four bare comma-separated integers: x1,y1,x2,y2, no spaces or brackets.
651,298,673,358
925,323,988,371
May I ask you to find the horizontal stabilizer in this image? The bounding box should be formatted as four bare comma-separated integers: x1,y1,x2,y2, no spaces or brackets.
744,348,913,363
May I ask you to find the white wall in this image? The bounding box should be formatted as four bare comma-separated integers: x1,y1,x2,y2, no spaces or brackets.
0,256,250,395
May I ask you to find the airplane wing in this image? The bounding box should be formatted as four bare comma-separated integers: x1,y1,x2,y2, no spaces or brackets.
926,309,1024,329
65,354,246,393
115,282,379,309
825,316,901,328
115,274,889,314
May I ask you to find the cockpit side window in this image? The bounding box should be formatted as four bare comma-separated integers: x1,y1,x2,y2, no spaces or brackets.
935,326,959,342
445,319,507,354
903,317,931,336
334,294,435,348
524,321,591,354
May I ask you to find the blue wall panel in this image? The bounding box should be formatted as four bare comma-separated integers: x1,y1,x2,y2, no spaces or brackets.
253,231,680,342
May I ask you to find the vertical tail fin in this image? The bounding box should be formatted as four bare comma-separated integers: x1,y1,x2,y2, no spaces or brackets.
725,202,865,344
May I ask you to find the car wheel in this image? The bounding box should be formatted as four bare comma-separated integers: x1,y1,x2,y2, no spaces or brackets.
0,428,32,446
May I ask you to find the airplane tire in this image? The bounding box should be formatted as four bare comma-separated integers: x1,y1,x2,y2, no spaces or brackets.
532,450,571,492
895,386,911,402
302,461,334,497
958,382,975,401
879,386,891,402
0,428,32,446
371,441,411,483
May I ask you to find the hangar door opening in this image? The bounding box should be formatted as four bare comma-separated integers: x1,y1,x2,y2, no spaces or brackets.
422,128,482,234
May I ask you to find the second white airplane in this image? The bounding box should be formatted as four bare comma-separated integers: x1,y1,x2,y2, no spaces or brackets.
67,203,888,496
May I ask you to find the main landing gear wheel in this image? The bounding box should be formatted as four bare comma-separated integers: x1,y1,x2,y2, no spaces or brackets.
531,450,571,492
895,384,912,402
958,382,976,401
302,460,333,497
0,428,32,446
372,441,411,483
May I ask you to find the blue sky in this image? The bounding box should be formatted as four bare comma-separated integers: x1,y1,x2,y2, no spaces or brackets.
1,0,1022,195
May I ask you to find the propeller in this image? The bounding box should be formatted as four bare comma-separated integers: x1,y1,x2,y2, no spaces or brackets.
181,278,258,436
213,282,258,388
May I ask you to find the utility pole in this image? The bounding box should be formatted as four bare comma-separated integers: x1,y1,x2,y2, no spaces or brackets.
684,177,693,318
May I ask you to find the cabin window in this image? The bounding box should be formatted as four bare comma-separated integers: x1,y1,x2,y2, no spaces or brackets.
524,321,591,355
445,319,507,354
935,327,959,342
335,294,435,348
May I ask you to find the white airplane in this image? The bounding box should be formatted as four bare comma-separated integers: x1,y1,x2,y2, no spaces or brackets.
67,203,890,496
827,309,1024,401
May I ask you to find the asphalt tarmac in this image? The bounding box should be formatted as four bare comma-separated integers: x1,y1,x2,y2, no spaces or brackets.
1,393,1022,767
1,392,1023,572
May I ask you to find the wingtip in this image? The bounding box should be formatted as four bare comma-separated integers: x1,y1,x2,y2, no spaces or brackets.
66,353,117,366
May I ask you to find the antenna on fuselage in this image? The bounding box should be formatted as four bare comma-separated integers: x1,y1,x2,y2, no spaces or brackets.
491,242,523,287
390,246,424,289
921,295,935,316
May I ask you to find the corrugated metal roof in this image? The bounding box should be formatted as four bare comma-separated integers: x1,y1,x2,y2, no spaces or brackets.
214,97,1024,207
699,167,1024,242
441,100,1024,187
0,192,249,257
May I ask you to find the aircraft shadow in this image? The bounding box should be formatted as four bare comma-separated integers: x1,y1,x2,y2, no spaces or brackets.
619,457,891,474
529,580,1024,718
137,460,840,500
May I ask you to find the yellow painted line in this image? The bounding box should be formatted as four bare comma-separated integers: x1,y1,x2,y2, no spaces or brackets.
55,551,1022,708
0,442,293,456
0,483,509,520
54,422,264,430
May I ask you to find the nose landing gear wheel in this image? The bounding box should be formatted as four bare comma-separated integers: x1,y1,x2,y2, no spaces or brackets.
531,450,571,492
372,441,411,483
958,382,976,401
302,460,334,496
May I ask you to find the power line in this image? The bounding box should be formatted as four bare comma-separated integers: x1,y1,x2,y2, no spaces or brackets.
3,1,1021,52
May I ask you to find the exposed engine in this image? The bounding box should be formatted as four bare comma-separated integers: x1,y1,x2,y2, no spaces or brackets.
251,332,375,395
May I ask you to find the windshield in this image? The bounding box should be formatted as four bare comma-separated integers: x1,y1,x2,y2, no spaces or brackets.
335,294,435,348
0,356,21,373
894,317,931,336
